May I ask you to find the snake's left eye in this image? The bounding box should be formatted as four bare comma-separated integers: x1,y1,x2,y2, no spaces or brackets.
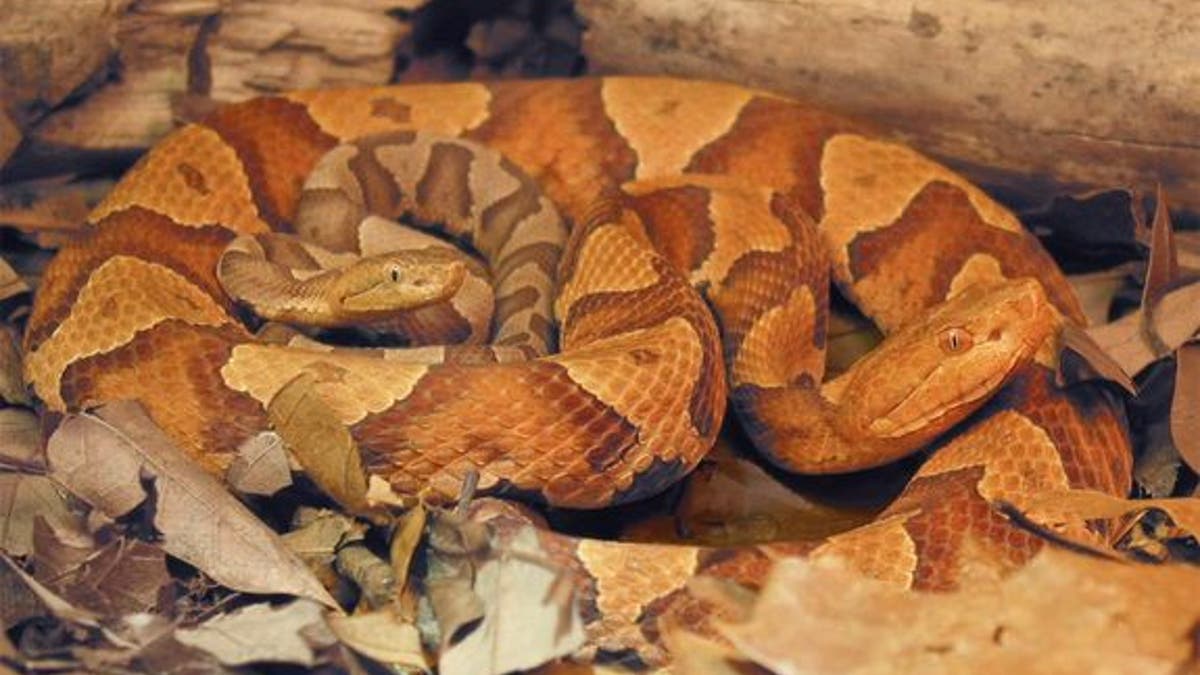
938,327,973,354
389,266,401,283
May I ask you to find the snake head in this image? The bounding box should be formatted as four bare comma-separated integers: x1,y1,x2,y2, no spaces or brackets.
335,251,467,316
846,277,1057,445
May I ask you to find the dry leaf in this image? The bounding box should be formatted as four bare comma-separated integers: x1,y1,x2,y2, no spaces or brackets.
1170,341,1200,472
1085,281,1200,378
326,608,429,669
0,325,29,406
45,401,336,607
31,517,95,587
282,509,357,568
48,538,170,616
1021,489,1200,540
1,555,99,627
1057,323,1137,394
433,522,586,675
366,474,414,508
0,555,46,628
1067,264,1137,327
0,474,78,557
0,257,29,305
268,373,370,514
1141,187,1178,311
0,408,43,469
692,549,1200,674
390,504,428,592
174,599,334,667
77,613,220,675
226,431,293,496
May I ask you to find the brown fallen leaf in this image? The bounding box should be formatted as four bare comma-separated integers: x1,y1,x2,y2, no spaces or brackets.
681,548,1200,674
31,517,95,588
1057,323,1137,394
45,401,336,607
1170,341,1200,472
425,486,585,675
326,608,428,670
1020,489,1200,542
174,599,335,667
282,508,358,570
0,555,46,629
436,525,586,675
1089,282,1200,377
45,537,170,616
390,503,428,593
0,408,42,470
1066,263,1138,327
1141,186,1179,310
1086,195,1200,379
0,257,29,306
0,555,99,628
225,431,293,497
0,474,79,557
268,373,370,515
74,612,220,675
0,325,29,406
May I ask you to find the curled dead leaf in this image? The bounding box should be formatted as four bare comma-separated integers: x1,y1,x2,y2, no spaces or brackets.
1020,488,1200,543
268,373,370,515
45,401,336,607
1058,323,1137,394
0,256,29,305
326,608,429,670
0,408,43,470
390,504,427,593
0,474,78,557
0,325,29,406
684,549,1200,674
226,431,293,496
424,494,585,675
174,599,335,667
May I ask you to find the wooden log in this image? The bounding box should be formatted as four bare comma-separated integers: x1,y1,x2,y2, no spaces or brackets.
576,0,1200,213
0,0,421,168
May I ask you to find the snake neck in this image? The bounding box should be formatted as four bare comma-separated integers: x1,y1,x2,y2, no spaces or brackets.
218,252,345,326
733,374,918,474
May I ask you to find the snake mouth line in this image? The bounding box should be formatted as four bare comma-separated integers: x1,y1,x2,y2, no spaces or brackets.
873,355,1018,441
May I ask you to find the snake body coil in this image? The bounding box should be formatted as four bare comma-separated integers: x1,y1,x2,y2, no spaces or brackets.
23,78,1132,658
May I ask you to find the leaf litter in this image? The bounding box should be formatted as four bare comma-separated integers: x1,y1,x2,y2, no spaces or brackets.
0,183,1196,673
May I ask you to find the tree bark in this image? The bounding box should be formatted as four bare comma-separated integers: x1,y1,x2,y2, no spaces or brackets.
576,0,1200,213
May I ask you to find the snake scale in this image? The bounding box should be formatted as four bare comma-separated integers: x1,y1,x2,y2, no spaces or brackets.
22,77,1133,661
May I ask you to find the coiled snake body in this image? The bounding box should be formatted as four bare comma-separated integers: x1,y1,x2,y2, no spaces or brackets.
23,77,1132,658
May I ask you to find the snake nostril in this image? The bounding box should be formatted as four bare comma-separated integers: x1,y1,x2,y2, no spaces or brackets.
988,328,1002,341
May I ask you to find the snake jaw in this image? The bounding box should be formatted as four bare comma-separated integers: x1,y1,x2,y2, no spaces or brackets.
338,258,467,315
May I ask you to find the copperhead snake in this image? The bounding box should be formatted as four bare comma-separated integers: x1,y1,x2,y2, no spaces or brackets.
21,77,1133,661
